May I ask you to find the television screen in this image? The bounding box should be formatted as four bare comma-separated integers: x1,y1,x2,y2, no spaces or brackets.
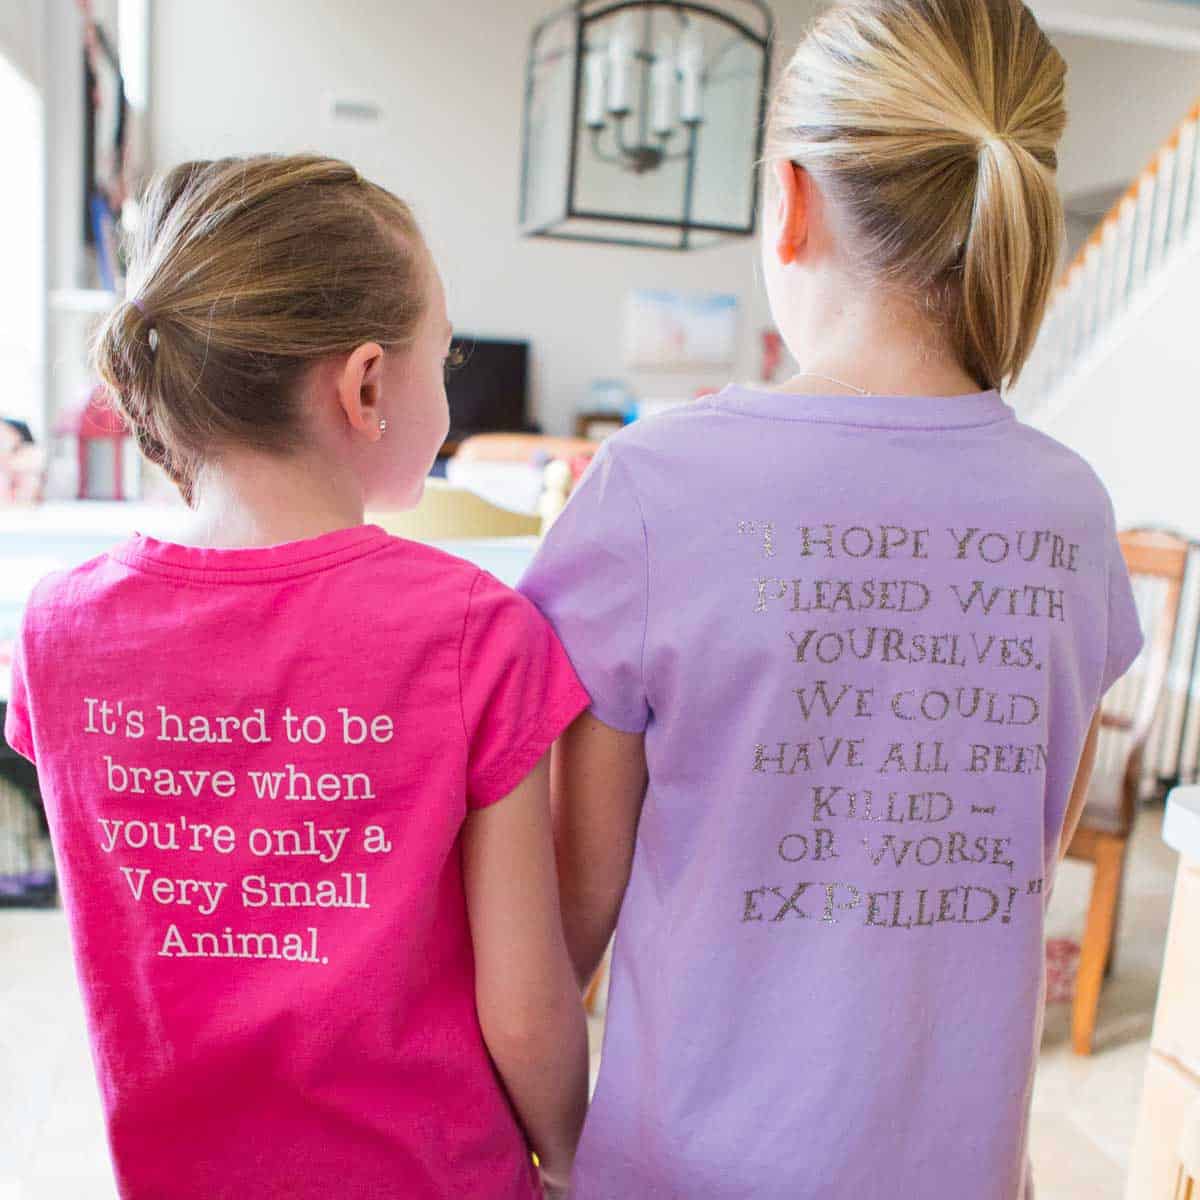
445,337,530,440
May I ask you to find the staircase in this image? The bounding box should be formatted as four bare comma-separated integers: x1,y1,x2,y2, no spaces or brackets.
1009,98,1200,801
1011,98,1200,426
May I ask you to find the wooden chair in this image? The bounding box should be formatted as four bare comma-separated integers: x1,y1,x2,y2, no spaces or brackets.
1177,1096,1200,1199
583,943,612,1017
1067,528,1190,1055
368,477,540,541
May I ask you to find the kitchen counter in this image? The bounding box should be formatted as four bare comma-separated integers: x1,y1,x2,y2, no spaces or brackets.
0,503,538,699
1164,786,1200,862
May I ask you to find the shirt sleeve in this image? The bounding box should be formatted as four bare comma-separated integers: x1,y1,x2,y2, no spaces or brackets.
1100,530,1145,698
519,442,650,733
4,629,36,763
460,569,590,809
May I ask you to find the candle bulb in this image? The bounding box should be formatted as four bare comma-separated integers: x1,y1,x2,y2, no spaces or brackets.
651,37,675,135
607,13,635,114
584,50,607,128
678,25,704,124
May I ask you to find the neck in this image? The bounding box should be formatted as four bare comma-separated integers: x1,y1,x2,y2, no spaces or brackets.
775,284,986,398
184,447,365,549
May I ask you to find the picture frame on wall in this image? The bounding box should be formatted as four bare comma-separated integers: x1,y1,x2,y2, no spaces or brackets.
623,290,740,371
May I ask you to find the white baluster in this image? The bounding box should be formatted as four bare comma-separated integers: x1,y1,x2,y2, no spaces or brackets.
1129,181,1156,296
1147,145,1176,274
1080,248,1104,352
1048,305,1067,388
1060,264,1084,365
1094,218,1118,333
1168,118,1196,247
1034,308,1057,392
1109,195,1138,319
1187,115,1200,235
1048,257,1084,381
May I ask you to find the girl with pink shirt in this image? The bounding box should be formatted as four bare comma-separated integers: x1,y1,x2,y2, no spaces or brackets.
7,156,589,1199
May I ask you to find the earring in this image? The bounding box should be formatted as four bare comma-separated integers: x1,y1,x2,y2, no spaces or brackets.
378,418,388,436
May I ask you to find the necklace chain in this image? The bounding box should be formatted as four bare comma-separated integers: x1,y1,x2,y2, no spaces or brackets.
792,369,870,397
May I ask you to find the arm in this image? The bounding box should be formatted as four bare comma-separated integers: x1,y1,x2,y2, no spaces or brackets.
462,753,589,1193
1059,711,1102,860
551,711,648,988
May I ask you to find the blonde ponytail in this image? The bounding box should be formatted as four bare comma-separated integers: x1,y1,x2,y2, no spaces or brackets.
964,132,1063,390
766,0,1067,390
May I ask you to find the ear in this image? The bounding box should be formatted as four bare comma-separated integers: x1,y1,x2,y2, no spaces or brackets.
772,159,810,267
335,342,386,442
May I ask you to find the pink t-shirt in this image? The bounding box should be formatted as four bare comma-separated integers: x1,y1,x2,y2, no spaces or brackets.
6,525,589,1200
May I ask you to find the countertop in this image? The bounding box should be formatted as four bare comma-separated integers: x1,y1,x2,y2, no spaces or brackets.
1164,785,1200,862
0,503,538,703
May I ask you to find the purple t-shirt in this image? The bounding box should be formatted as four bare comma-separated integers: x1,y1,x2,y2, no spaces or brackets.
519,386,1143,1200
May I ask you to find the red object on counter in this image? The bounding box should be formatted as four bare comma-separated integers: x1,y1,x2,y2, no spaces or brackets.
71,385,132,500
1045,937,1080,1005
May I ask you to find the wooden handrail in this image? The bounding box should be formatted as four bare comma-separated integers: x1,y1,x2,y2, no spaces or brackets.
1054,96,1200,295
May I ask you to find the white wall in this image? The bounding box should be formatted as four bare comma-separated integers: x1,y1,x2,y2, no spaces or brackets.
0,1,44,437
1052,32,1200,199
1034,241,1200,535
41,0,92,450
1032,0,1200,50
0,55,43,432
150,0,822,435
142,2,1200,436
0,0,40,85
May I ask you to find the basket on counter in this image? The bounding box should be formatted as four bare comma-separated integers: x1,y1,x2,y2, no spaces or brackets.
0,702,56,908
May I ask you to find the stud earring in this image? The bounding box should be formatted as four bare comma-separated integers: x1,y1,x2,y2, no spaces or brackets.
378,418,388,436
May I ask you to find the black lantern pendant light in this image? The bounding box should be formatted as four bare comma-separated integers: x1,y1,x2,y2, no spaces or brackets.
520,1,774,250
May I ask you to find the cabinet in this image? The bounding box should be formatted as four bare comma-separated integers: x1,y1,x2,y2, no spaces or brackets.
1127,788,1200,1198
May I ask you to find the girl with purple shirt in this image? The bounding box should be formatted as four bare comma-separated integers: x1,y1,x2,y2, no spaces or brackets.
521,1,1141,1196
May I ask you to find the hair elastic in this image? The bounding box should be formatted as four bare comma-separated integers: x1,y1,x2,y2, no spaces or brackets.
981,135,1010,160
130,296,159,352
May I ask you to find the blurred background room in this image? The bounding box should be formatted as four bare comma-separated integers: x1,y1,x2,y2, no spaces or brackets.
1,2,1199,1197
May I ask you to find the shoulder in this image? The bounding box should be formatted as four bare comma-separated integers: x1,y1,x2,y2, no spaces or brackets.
1006,419,1118,525
350,535,502,640
463,564,545,629
600,397,726,462
462,565,563,688
11,555,123,684
368,533,488,585
576,399,728,512
370,538,544,635
19,554,114,636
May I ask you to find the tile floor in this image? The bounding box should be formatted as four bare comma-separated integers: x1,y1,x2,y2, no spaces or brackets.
1030,808,1179,1200
0,809,1178,1199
